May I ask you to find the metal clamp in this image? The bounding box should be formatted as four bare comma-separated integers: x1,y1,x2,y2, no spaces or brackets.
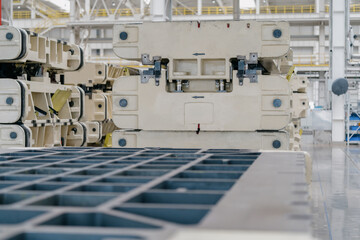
236,52,259,85
141,54,162,86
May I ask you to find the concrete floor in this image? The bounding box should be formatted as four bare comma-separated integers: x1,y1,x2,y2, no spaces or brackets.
303,141,360,240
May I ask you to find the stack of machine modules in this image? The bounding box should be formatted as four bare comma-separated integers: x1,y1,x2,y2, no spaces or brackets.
0,26,120,148
62,62,122,146
111,21,309,150
289,74,309,151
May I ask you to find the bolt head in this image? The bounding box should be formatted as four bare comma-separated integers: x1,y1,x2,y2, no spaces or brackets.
273,29,282,38
273,98,282,108
6,32,13,40
120,32,128,40
272,140,281,149
9,132,17,139
118,138,127,147
119,98,128,108
6,97,14,105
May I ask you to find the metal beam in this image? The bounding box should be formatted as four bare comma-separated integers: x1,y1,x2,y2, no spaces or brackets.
233,0,239,20
256,0,260,14
197,0,202,16
330,0,347,142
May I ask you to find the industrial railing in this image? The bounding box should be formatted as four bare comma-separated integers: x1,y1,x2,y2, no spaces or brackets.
293,55,329,67
173,5,316,15
12,4,360,19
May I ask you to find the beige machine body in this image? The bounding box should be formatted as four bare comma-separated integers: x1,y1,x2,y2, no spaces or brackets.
0,26,82,70
111,21,308,150
112,73,291,131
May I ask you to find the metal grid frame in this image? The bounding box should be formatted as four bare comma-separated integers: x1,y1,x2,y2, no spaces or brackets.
0,147,260,240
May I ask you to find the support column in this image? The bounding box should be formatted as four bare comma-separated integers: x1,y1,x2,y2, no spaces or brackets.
151,0,167,21
140,0,145,17
319,73,327,107
330,0,347,142
256,0,260,14
316,0,325,14
9,0,12,25
319,22,325,64
233,0,239,20
69,0,79,44
85,0,90,20
31,0,36,19
197,0,202,16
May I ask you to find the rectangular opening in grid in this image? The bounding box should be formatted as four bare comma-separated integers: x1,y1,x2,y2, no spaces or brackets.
0,209,45,224
39,212,160,229
0,193,37,205
115,206,210,225
70,184,137,193
29,194,116,207
127,192,223,205
7,232,144,240
16,183,69,191
153,179,235,191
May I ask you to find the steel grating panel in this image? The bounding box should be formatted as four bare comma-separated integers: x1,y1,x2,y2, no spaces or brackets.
0,148,311,240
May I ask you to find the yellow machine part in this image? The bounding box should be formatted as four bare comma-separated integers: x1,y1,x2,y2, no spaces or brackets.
51,89,72,113
104,133,112,147
286,66,296,81
120,67,130,76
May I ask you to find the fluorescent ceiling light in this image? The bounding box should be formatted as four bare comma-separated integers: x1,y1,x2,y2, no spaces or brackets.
240,0,256,9
45,0,70,12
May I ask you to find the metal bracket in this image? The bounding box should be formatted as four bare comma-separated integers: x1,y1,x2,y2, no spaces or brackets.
141,54,162,86
236,52,259,85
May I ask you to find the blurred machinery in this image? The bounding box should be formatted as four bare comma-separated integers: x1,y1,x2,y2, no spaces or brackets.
0,23,312,240
0,26,121,148
111,21,309,150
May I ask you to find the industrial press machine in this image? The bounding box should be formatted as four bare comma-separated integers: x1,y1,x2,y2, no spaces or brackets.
0,21,313,240
111,21,309,150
